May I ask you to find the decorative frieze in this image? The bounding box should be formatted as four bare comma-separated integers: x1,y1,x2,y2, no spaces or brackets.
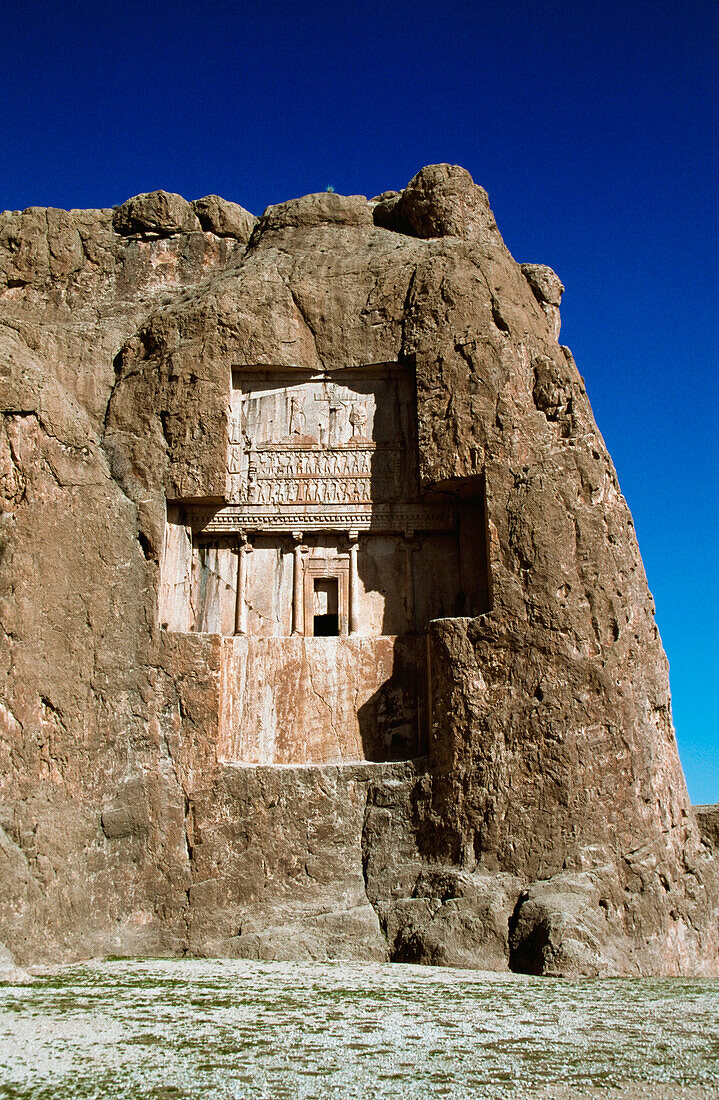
189,503,455,534
229,442,403,506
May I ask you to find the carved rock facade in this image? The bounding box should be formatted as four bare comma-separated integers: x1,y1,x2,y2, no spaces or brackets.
0,167,716,975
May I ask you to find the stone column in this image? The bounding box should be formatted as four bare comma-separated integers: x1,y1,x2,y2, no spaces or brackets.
348,531,359,636
404,533,415,633
234,537,251,635
292,532,304,635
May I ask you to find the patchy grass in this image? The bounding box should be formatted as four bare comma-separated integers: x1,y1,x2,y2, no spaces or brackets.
0,960,718,1098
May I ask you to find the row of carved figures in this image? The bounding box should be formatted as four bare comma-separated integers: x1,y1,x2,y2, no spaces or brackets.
241,446,392,478
228,473,400,505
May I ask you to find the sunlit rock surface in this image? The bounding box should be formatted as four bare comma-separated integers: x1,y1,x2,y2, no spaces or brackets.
0,165,717,975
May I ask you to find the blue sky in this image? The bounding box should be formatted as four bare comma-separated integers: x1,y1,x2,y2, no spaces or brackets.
3,0,717,801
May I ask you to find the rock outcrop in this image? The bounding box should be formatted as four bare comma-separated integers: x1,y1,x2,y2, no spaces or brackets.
695,805,719,851
1,166,716,975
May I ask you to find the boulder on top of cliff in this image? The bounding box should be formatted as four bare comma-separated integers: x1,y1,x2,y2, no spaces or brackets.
191,195,257,241
373,163,503,247
113,190,202,237
257,191,374,233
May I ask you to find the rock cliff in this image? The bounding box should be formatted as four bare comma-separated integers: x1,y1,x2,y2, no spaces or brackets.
1,167,716,976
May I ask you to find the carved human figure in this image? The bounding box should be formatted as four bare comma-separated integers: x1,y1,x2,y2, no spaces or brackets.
228,410,243,445
228,436,242,501
349,402,368,440
329,401,347,445
246,468,258,503
289,394,306,436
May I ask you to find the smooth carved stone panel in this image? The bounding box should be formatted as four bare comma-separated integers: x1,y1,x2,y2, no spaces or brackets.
218,635,428,765
244,537,294,637
228,365,419,517
158,503,193,632
192,546,237,635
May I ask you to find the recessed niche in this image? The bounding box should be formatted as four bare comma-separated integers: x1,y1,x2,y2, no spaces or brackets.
157,364,491,765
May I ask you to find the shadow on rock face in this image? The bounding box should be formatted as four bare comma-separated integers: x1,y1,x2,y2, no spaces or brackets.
508,892,553,976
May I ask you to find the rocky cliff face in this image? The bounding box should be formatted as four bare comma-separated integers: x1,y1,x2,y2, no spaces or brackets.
1,167,716,975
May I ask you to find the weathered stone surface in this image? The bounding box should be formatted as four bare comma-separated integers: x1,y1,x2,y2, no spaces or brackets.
259,191,373,232
0,941,30,983
221,636,427,765
192,195,257,241
186,763,397,961
0,199,243,426
1,165,717,975
519,262,563,305
695,805,719,850
373,164,504,248
520,262,564,339
113,190,201,237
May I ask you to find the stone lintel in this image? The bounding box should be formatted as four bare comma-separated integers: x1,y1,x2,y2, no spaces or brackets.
190,503,455,534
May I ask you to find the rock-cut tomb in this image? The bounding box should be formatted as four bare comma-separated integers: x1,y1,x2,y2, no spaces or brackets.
158,364,490,765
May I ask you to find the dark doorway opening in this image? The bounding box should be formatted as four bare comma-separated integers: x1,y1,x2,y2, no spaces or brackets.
313,614,340,636
313,578,339,636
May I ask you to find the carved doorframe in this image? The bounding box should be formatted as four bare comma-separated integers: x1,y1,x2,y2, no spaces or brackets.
303,555,350,636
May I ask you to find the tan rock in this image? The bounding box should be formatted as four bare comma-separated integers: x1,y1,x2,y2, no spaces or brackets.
374,163,504,248
695,804,719,850
0,165,716,976
521,262,565,339
0,941,30,983
192,195,257,240
258,190,373,232
113,190,202,236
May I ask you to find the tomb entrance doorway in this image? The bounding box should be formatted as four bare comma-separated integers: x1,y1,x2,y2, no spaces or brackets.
313,578,339,636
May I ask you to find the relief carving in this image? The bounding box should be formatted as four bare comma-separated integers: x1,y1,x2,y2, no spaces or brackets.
289,394,306,437
349,402,368,441
226,368,422,515
194,503,455,534
228,443,404,506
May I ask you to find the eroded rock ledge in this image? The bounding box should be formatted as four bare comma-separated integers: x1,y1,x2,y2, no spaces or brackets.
0,165,716,976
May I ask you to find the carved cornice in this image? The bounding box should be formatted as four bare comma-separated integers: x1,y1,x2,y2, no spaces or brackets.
189,502,455,534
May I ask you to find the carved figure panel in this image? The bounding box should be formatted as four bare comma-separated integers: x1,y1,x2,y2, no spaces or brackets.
228,365,418,510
